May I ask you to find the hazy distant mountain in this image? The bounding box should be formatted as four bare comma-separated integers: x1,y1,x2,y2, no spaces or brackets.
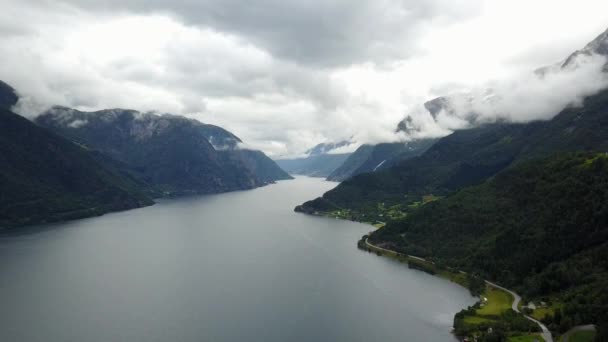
326,139,437,182
0,85,153,228
275,141,352,178
305,141,351,156
275,154,351,178
36,107,291,196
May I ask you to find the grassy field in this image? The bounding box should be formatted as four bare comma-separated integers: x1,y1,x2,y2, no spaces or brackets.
463,315,495,324
477,286,514,316
459,285,515,326
508,334,545,342
530,306,555,321
529,301,562,321
567,330,596,342
362,236,543,341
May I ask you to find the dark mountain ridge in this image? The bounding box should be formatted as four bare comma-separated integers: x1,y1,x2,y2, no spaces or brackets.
0,107,154,228
36,106,291,195
0,80,18,111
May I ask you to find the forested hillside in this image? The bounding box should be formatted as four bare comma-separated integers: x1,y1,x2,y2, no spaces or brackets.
369,152,608,338
0,108,154,228
297,89,608,216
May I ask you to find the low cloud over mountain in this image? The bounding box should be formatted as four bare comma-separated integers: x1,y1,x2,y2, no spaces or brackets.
2,1,608,157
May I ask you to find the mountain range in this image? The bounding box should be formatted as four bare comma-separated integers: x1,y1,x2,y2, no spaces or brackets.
275,142,352,178
298,28,608,215
0,82,290,228
0,86,153,228
326,139,438,181
36,107,291,196
295,26,608,340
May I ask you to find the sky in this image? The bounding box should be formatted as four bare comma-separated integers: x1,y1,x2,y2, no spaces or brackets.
1,0,608,157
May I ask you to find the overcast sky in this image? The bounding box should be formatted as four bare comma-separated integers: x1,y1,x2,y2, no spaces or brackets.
2,0,608,157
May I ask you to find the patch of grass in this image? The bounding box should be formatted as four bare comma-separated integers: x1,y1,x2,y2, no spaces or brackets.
463,316,495,324
422,194,441,204
569,330,596,342
530,302,561,321
477,286,513,316
582,153,608,167
508,334,545,342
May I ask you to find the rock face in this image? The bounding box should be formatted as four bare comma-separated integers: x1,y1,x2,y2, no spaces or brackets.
0,106,154,228
36,107,291,196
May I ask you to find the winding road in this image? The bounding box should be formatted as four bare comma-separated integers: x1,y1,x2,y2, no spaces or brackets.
483,280,553,342
364,238,553,342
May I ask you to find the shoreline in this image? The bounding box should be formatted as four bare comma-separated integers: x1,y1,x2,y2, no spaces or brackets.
1,180,289,231
362,235,554,342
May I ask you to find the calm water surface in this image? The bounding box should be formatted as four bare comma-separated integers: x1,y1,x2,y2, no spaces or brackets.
0,177,474,342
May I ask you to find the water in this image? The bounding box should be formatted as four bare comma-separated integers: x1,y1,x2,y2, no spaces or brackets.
0,177,475,342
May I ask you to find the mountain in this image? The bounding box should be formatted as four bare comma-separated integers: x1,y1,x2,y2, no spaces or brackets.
545,26,608,73
299,27,608,216
0,80,18,110
275,153,351,178
398,28,608,133
305,141,351,156
368,152,608,336
36,107,291,196
0,105,154,228
275,142,352,178
326,139,437,182
297,87,608,215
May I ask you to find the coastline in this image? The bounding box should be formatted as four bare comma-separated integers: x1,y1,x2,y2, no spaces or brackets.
0,180,288,231
361,235,553,342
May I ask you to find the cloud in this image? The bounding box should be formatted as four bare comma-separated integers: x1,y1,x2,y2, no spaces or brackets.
43,0,482,67
2,0,608,157
405,53,608,134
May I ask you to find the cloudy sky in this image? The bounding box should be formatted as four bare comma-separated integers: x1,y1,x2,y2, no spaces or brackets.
2,0,608,157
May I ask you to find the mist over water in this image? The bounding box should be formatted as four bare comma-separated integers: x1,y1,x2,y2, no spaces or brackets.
0,177,474,342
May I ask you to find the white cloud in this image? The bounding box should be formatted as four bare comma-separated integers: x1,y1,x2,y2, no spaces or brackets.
1,0,608,157
406,53,608,134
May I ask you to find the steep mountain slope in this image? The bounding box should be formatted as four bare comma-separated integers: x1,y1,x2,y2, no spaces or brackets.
327,139,437,182
297,88,608,214
36,107,291,195
544,26,608,72
369,152,608,336
0,108,153,228
0,80,18,110
235,149,294,183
